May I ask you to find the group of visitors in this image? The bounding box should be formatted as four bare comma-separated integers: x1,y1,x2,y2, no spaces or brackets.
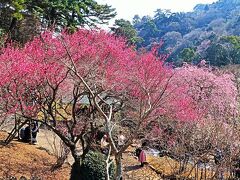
20,121,39,143
100,131,147,167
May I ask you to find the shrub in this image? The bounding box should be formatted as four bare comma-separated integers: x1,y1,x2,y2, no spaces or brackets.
79,151,115,180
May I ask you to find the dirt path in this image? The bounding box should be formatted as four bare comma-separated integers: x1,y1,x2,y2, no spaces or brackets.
36,129,161,179
122,152,161,180
2,125,161,179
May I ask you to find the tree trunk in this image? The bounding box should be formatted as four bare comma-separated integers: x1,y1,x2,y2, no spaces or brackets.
70,146,82,180
105,160,111,180
115,155,123,180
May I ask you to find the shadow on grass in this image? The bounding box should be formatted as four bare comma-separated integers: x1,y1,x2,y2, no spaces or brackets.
0,139,6,146
124,165,142,172
0,139,16,148
37,146,52,155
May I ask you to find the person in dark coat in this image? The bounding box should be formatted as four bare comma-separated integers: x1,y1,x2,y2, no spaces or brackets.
214,148,223,165
21,125,30,142
31,121,39,143
20,122,39,143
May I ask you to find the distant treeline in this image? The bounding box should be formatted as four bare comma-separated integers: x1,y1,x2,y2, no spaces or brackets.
112,0,240,66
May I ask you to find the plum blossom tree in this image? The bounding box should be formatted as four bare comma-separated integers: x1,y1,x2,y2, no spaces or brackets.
175,62,238,122
98,46,203,179
0,29,145,178
59,36,199,179
0,30,136,179
144,62,238,178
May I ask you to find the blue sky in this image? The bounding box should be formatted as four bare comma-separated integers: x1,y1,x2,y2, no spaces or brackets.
97,0,218,22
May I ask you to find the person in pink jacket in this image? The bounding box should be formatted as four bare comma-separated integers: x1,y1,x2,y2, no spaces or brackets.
136,144,147,167
139,148,146,167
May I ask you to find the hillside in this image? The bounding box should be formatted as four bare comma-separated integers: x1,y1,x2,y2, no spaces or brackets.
0,132,71,180
121,0,240,66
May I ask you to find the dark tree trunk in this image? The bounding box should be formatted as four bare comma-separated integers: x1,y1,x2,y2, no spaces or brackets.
115,155,123,180
9,17,17,33
70,146,82,180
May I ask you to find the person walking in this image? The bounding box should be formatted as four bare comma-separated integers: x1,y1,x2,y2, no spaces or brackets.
101,134,109,155
118,131,126,149
118,131,126,159
135,145,146,167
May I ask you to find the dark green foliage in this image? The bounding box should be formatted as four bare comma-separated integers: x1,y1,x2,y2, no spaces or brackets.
0,0,116,44
78,151,115,180
180,48,199,63
26,0,116,30
111,19,143,45
133,0,240,66
205,43,230,66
